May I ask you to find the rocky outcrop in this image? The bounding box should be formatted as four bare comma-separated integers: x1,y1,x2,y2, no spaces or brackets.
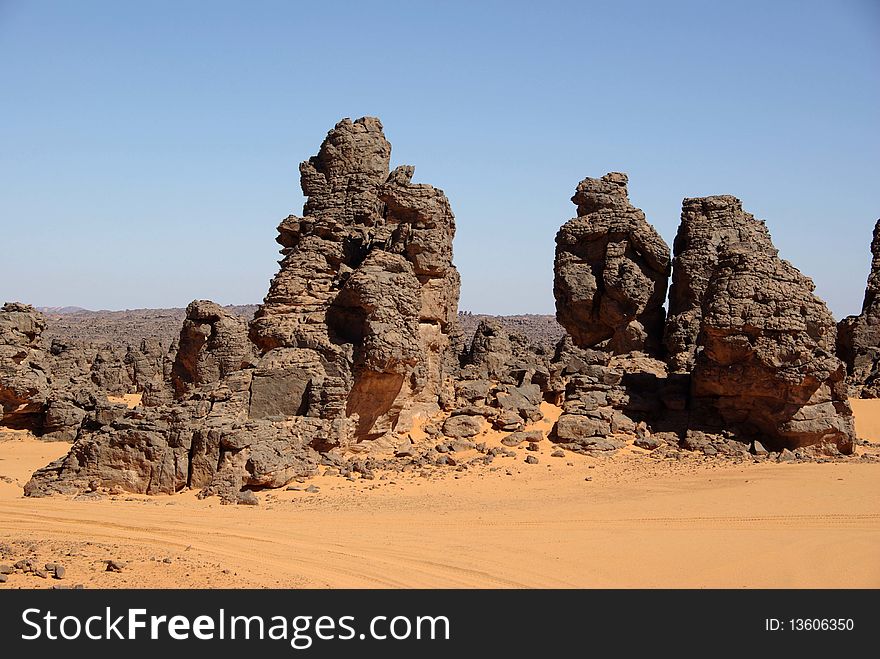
681,199,855,454
550,186,856,456
664,196,775,372
171,300,254,397
0,303,50,431
249,117,460,441
549,174,670,453
25,116,462,499
837,219,880,397
554,173,670,355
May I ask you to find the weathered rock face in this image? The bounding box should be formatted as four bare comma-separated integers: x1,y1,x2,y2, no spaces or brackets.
171,300,254,397
554,173,670,355
0,303,50,430
249,117,460,441
550,187,856,456
25,116,462,499
837,219,880,397
25,370,321,498
664,196,775,372
685,203,855,453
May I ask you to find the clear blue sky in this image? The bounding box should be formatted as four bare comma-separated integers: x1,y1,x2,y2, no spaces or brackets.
1,0,878,318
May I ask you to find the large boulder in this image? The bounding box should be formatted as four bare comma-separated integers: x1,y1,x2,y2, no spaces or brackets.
837,219,880,397
687,203,855,454
664,195,775,372
554,173,670,355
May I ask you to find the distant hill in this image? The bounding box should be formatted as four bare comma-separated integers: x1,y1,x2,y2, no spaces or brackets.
36,306,91,315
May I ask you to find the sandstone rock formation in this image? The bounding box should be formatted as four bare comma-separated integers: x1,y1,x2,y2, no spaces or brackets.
26,116,463,499
249,116,460,441
691,245,854,452
551,184,856,456
171,300,254,397
675,198,855,453
554,173,670,355
0,303,50,431
550,174,671,454
664,196,775,372
837,219,880,397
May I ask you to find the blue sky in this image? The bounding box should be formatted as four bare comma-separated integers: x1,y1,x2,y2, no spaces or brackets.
1,0,878,318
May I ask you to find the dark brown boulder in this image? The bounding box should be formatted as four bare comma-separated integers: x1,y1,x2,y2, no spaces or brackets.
554,173,670,355
686,204,855,454
837,219,880,397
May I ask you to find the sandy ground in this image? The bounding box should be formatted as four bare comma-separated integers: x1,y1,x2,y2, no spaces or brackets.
106,393,142,408
0,401,878,589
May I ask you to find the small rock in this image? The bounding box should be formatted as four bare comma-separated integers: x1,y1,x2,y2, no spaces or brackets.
551,450,565,458
106,560,126,573
526,442,540,452
524,455,539,465
448,439,476,452
162,558,172,564
634,436,663,451
441,415,483,439
0,574,7,583
501,430,542,447
236,490,259,506
305,485,320,493
0,564,13,575
751,440,769,456
53,565,66,580
584,476,593,481
778,448,795,462
286,485,304,491
34,568,49,579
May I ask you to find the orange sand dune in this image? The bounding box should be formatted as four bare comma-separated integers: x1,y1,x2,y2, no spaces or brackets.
0,401,878,589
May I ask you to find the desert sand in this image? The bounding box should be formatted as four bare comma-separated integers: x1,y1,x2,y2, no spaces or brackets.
1,401,878,589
